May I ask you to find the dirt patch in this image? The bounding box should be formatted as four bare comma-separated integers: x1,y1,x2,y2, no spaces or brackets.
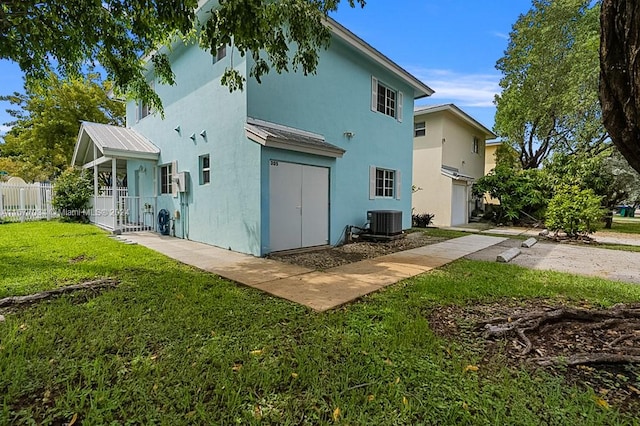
266,232,448,270
429,300,640,412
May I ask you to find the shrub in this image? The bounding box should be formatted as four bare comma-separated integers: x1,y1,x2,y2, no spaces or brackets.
545,185,604,237
52,168,93,222
412,213,435,228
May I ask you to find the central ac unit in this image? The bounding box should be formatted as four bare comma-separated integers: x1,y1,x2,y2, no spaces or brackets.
367,210,402,235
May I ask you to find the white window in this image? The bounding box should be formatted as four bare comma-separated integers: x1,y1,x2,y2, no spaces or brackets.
414,121,426,137
369,165,401,200
214,45,226,63
136,81,154,121
200,154,210,185
371,77,403,122
160,164,172,194
472,137,479,154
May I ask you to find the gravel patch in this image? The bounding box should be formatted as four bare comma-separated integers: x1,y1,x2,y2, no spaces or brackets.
267,232,449,270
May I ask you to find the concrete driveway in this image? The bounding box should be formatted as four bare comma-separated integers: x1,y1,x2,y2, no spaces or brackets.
465,238,640,284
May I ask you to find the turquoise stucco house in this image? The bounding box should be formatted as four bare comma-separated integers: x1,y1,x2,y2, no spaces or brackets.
72,5,433,256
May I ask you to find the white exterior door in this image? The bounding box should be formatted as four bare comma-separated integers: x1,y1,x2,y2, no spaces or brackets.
269,161,329,252
451,183,468,226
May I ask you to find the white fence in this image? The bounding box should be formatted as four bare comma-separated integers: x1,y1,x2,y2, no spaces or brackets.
89,187,156,233
0,182,56,222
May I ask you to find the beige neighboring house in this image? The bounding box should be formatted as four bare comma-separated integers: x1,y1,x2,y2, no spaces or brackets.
483,140,503,206
413,104,497,227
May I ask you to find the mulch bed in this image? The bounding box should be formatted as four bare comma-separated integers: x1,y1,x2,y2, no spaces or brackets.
266,232,449,270
429,300,640,412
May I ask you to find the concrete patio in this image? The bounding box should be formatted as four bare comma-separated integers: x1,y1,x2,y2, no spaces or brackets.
121,233,506,311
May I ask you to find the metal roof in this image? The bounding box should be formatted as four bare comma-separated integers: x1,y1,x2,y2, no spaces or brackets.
72,122,160,168
245,118,345,158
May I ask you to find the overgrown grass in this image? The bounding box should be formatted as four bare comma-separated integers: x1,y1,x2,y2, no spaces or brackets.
2,222,640,424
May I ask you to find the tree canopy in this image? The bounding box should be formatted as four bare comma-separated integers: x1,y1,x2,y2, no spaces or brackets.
0,0,365,113
494,0,607,169
0,73,125,181
599,0,640,174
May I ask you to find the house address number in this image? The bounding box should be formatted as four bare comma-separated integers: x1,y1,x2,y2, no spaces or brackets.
270,160,279,166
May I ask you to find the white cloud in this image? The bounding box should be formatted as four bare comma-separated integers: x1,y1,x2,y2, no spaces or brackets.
408,68,501,108
0,125,12,136
492,31,510,40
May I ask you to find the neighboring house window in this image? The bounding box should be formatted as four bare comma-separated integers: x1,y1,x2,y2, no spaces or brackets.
414,121,426,137
213,45,226,63
160,164,172,194
472,137,480,154
371,77,403,122
200,154,210,185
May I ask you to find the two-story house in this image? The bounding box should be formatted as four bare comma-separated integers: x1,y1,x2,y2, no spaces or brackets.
412,104,496,227
72,4,433,256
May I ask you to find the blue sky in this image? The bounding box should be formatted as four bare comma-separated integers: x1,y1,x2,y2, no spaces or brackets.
0,0,531,136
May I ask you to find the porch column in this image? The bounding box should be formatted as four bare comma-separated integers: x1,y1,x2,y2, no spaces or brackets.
112,158,117,231
93,145,98,221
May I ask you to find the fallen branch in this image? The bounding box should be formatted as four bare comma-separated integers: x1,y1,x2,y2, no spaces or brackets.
532,353,640,367
0,279,119,308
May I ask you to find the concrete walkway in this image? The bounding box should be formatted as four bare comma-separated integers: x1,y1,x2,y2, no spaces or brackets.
121,233,506,311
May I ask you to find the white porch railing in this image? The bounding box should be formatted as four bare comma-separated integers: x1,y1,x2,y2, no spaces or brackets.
90,187,156,233
0,182,56,222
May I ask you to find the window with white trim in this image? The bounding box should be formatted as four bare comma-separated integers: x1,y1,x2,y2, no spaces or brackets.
371,77,403,122
160,164,172,194
369,165,401,200
414,121,426,137
376,168,395,197
213,45,226,63
136,81,155,121
200,154,210,185
472,136,479,154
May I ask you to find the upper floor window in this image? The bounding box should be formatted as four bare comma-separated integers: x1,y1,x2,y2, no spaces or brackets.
136,81,154,121
414,121,426,137
160,164,172,194
213,45,226,63
371,77,403,122
472,137,480,154
200,154,210,185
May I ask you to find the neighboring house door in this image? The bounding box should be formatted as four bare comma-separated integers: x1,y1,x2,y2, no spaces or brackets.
269,161,329,252
451,183,468,226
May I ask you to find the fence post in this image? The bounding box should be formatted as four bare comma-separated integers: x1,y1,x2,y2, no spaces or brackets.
46,188,52,221
0,183,4,220
19,188,25,223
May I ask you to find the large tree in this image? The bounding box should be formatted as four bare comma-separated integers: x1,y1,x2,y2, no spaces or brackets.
495,0,607,169
599,0,640,174
0,73,125,180
0,0,365,113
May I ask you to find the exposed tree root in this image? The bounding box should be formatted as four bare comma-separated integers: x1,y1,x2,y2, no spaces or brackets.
479,304,640,363
532,353,640,367
0,279,119,308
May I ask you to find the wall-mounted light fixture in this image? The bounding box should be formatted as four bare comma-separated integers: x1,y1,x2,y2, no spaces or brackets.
344,131,355,139
442,138,446,144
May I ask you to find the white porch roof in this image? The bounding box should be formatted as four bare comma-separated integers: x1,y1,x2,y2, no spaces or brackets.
72,122,160,170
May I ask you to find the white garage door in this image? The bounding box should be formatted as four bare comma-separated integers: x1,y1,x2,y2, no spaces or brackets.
269,161,329,252
451,183,468,226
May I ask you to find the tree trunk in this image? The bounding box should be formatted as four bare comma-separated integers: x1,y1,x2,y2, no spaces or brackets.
599,0,640,174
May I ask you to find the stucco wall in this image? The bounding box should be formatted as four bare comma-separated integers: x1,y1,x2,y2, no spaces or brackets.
413,109,489,227
247,36,416,249
127,41,263,255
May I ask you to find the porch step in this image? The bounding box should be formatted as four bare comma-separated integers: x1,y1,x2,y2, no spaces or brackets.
108,235,138,245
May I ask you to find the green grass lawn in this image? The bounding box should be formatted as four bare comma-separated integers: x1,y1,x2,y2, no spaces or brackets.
1,222,640,424
610,217,640,235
